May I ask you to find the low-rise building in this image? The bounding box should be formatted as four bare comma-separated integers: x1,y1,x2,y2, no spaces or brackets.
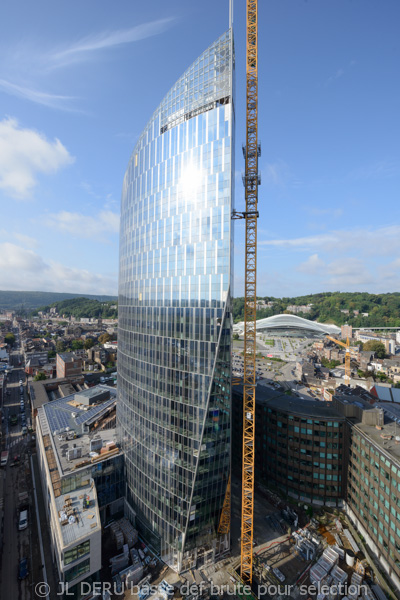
36,386,124,596
57,352,83,379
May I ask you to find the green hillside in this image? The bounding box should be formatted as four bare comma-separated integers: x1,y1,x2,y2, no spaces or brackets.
32,296,118,319
0,290,117,311
232,292,400,327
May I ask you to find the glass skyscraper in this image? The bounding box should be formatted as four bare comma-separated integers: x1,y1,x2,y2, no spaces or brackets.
118,29,234,572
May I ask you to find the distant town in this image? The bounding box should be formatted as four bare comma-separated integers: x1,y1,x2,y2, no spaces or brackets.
1,292,400,600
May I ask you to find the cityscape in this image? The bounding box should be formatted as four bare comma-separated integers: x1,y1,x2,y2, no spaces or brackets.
0,2,399,600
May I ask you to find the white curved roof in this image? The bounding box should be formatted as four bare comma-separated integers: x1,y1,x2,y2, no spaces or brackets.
234,314,340,337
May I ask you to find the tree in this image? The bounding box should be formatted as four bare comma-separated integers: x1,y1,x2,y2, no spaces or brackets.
56,340,66,353
98,333,111,344
233,333,239,340
84,338,95,350
34,372,47,381
4,333,15,347
71,339,84,350
363,340,386,359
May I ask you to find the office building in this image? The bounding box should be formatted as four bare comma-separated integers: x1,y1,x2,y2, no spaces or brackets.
36,386,124,596
233,383,400,589
117,29,234,572
232,386,347,507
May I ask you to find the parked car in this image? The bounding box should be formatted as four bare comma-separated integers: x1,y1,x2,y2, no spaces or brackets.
18,557,28,580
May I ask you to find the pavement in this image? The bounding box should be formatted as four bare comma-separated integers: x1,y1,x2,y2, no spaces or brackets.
0,358,59,600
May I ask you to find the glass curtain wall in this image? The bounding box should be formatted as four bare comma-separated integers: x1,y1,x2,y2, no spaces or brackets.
118,30,234,572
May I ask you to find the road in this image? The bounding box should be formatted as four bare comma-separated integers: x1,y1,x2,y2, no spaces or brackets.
0,333,50,600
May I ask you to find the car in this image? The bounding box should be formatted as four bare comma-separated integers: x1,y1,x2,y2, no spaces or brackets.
18,557,28,580
22,426,28,435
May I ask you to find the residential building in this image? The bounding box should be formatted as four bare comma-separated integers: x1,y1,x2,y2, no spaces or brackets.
287,304,312,314
341,324,353,340
117,29,234,572
356,331,396,354
57,352,83,379
36,386,124,597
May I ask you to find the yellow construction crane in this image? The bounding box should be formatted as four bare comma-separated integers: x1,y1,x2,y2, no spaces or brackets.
325,335,357,386
236,0,260,584
223,0,259,583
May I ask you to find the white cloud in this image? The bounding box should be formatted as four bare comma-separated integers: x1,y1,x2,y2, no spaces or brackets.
0,242,117,295
0,117,74,198
260,233,337,248
0,79,77,111
326,68,344,86
260,225,400,257
45,209,120,238
14,233,39,249
348,159,399,181
49,18,176,68
297,253,326,274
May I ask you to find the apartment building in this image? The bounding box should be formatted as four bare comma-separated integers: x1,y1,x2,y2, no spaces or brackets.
56,352,83,379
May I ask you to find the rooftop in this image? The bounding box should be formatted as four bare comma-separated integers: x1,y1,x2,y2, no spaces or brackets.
234,384,345,420
39,385,119,476
55,479,100,547
356,416,400,463
58,352,80,363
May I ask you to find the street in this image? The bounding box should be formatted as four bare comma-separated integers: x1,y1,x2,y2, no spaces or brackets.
0,338,54,600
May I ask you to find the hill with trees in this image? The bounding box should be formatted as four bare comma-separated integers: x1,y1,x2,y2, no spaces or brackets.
232,292,400,327
32,297,118,319
0,290,117,311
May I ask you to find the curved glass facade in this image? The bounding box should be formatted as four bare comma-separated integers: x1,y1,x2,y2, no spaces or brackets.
118,30,234,572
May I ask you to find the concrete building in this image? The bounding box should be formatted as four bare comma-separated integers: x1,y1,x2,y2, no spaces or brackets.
233,382,400,589
232,386,347,507
341,324,353,340
36,386,124,596
57,352,83,379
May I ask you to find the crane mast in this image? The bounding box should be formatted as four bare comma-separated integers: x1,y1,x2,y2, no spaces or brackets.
241,0,259,583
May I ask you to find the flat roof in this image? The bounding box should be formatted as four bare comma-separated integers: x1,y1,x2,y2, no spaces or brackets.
55,480,100,547
356,417,400,463
234,385,344,420
41,385,119,476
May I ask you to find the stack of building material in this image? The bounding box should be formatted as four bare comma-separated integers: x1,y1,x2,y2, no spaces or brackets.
310,563,328,587
361,585,376,600
317,556,334,574
322,546,340,566
344,529,360,553
118,517,138,548
110,548,130,576
330,564,348,587
110,521,124,550
131,548,141,565
119,562,144,586
347,572,363,600
332,544,345,560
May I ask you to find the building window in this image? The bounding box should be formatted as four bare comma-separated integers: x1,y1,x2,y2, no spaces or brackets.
64,541,90,566
64,558,90,583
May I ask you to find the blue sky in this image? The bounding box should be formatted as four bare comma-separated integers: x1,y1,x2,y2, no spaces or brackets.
0,0,399,298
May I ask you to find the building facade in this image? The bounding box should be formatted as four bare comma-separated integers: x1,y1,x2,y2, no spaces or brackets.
56,352,83,379
346,422,400,589
117,30,234,572
232,387,347,507
35,386,124,598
